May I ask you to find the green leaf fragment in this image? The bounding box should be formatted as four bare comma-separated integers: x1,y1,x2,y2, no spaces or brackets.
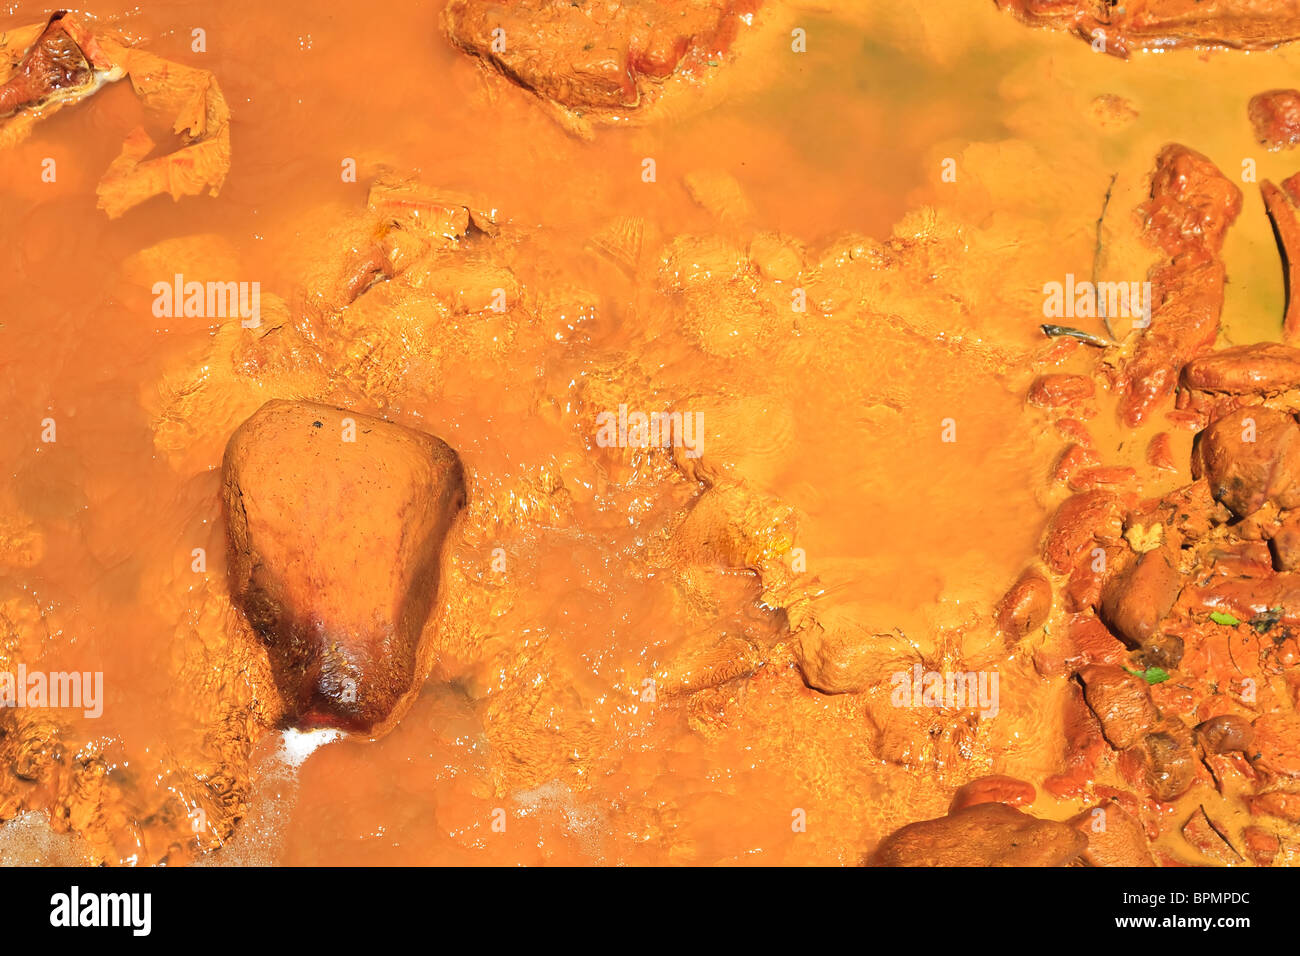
1125,665,1172,685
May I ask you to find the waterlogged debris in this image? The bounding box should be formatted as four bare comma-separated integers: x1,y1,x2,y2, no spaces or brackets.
367,176,499,241
1040,323,1112,348
0,13,119,126
0,12,231,218
1183,805,1244,864
1250,606,1285,632
1261,174,1300,342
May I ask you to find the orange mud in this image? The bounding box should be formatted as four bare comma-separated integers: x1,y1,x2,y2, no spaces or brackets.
0,0,1299,865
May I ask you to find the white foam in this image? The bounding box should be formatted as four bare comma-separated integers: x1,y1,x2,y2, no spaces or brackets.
0,810,91,866
278,727,344,768
195,727,343,866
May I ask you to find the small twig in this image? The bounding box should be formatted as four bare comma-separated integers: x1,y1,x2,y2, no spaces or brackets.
1094,172,1119,340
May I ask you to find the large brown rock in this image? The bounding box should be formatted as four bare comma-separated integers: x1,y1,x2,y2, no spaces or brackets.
222,400,465,735
1196,714,1254,755
1194,407,1300,517
869,803,1086,867
1142,144,1243,259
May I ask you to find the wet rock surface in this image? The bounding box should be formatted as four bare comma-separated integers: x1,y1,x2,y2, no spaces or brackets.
949,774,1037,812
870,802,1086,867
1197,714,1255,755
1182,342,1300,394
1098,545,1185,652
223,400,466,735
443,0,758,132
1117,146,1241,428
16,0,1300,867
1194,407,1300,517
1072,802,1156,867
1042,490,1122,574
997,0,1300,57
1078,664,1159,751
995,567,1052,642
1250,89,1300,149
1012,130,1300,863
1142,723,1199,802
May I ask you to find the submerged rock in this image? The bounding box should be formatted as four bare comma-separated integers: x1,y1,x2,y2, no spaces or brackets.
222,400,465,735
794,606,918,695
949,774,1036,813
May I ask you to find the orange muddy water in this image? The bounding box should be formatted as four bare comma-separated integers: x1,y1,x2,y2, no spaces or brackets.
2,0,1300,865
